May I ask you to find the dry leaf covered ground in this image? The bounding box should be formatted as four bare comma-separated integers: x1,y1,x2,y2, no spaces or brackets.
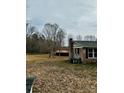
26,54,97,93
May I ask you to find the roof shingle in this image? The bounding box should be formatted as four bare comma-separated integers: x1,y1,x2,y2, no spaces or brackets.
73,41,97,48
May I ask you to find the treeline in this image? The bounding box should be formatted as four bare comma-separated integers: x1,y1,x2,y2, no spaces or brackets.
26,34,49,54
26,23,66,56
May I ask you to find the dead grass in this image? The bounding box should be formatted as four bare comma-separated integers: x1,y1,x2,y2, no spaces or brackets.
26,54,97,93
26,54,68,64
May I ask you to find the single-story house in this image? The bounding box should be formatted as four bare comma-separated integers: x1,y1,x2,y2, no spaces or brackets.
69,38,97,64
55,47,69,56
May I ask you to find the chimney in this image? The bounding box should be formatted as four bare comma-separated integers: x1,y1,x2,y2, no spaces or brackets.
69,38,74,61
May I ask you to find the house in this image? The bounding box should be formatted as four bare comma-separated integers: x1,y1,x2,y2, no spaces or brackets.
69,38,97,64
55,47,69,56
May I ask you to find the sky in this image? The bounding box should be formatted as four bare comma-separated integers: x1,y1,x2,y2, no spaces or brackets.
27,0,97,45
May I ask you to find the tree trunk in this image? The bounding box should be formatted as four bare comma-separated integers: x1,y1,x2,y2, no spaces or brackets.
59,47,61,56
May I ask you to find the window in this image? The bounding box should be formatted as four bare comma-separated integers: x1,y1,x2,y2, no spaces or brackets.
88,48,97,59
77,48,79,54
94,49,97,58
74,48,79,55
88,49,93,57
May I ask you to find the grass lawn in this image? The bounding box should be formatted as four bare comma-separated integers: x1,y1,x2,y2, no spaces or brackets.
26,54,97,93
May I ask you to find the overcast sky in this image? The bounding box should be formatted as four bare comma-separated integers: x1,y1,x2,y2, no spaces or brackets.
27,0,97,45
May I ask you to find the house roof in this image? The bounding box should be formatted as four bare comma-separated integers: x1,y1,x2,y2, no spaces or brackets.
73,41,97,48
55,47,69,53
59,47,69,50
56,50,69,53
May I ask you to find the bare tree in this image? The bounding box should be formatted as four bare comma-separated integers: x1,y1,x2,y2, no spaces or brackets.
56,28,66,56
84,35,96,41
26,20,30,33
26,22,31,36
26,23,66,55
76,35,82,40
42,23,62,57
26,23,29,33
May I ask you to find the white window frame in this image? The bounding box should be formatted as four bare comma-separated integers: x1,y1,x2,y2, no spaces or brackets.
88,49,97,59
74,48,79,55
74,48,80,58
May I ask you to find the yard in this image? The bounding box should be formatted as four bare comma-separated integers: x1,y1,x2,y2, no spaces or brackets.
26,54,97,93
